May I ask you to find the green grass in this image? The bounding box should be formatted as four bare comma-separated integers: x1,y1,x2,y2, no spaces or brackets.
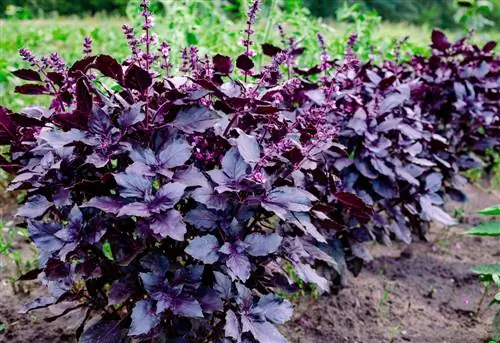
0,4,498,111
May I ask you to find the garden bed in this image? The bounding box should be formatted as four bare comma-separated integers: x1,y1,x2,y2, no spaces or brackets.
0,183,498,343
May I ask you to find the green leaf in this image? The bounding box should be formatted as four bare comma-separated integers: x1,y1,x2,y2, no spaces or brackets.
472,263,500,276
102,242,113,260
494,274,500,288
186,32,198,45
479,204,500,216
467,221,500,236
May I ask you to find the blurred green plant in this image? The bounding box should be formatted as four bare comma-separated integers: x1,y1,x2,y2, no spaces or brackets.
279,261,320,302
0,221,37,294
3,4,33,19
467,204,500,341
336,2,380,60
463,150,500,190
455,0,495,31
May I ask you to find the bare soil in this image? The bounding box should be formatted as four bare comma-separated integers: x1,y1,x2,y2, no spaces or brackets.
0,184,499,343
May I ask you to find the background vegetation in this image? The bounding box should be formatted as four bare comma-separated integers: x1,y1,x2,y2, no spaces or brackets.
2,0,500,30
1,0,499,112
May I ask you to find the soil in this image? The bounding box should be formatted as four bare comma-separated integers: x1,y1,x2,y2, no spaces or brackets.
0,184,499,343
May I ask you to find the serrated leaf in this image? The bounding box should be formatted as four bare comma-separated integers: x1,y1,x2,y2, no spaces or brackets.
128,300,160,337
479,205,500,216
185,235,220,264
471,263,500,276
467,221,500,236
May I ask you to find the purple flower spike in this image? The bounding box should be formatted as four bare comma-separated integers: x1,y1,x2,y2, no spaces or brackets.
19,48,38,67
83,36,92,55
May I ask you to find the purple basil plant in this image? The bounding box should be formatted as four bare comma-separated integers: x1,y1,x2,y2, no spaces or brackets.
268,30,498,247
0,1,374,342
0,0,498,341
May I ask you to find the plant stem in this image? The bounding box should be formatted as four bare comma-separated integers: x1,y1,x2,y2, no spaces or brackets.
257,0,277,70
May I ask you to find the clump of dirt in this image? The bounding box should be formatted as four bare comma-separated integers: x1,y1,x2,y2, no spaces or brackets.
0,184,498,343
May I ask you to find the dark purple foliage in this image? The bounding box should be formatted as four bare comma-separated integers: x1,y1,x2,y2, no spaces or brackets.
292,30,498,243
0,2,373,342
0,0,497,340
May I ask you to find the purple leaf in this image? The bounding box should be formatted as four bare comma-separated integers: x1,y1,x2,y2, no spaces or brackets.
257,294,293,324
264,186,317,212
172,295,204,318
80,319,122,343
17,195,53,218
108,277,136,305
213,54,233,74
76,78,93,114
290,212,326,243
236,54,254,71
117,202,150,217
399,123,421,139
118,103,145,128
346,116,367,135
425,172,443,193
69,55,96,75
354,159,378,179
18,268,43,281
420,195,456,226
225,309,241,340
88,106,113,136
46,72,64,86
198,288,223,313
335,192,372,214
431,29,451,50
150,210,186,241
372,178,398,199
185,206,219,230
261,43,283,57
292,262,329,292
380,92,408,114
390,222,412,244
128,300,160,337
214,271,232,299
235,129,260,164
244,233,282,257
221,147,249,181
377,118,403,132
483,41,496,52
395,167,420,186
15,84,48,95
157,139,192,168
94,55,123,82
226,252,251,281
124,64,152,93
84,197,125,215
21,296,56,314
185,235,220,264
140,253,169,275
114,172,151,198
12,69,42,81
172,106,220,133
27,221,63,263
173,165,207,187
409,157,436,167
0,106,19,142
370,158,393,177
247,321,287,343
154,182,187,207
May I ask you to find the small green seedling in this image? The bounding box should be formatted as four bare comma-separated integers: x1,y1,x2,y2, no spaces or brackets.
466,204,500,341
